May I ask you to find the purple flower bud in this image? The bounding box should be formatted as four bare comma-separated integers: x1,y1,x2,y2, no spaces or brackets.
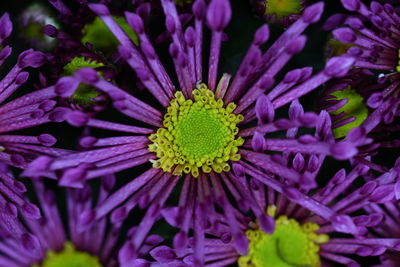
331,214,358,234
0,45,12,61
125,12,144,34
65,111,89,127
341,0,361,11
206,0,231,31
15,72,29,85
233,232,248,255
356,246,373,256
333,28,356,43
119,242,138,263
165,15,176,34
78,209,96,231
75,68,99,84
368,185,394,203
20,233,41,253
88,3,110,16
42,24,58,38
59,167,87,188
293,153,305,172
150,246,176,263
258,213,275,234
0,13,12,41
173,231,188,250
184,27,195,48
256,95,274,124
323,14,347,31
253,25,269,45
330,141,357,160
251,131,265,152
193,0,206,20
111,207,128,223
332,169,346,185
302,2,324,24
17,50,46,68
38,134,57,147
79,136,97,148
55,76,80,97
286,35,307,54
324,56,355,77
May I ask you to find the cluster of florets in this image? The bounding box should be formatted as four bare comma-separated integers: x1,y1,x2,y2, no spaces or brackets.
0,0,400,267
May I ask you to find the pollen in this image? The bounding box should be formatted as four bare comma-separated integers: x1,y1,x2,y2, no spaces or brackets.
33,242,102,267
239,210,329,267
148,84,244,177
265,0,302,19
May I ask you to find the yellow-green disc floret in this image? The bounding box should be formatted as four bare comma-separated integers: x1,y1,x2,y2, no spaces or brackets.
148,84,244,177
397,49,400,72
33,242,102,267
265,0,302,19
330,86,368,139
239,208,329,267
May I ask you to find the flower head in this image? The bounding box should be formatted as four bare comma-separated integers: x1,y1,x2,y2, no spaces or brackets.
330,0,400,135
22,1,358,264
143,155,400,267
0,173,155,267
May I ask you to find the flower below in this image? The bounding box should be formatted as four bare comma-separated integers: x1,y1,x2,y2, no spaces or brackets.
33,242,102,267
148,84,244,177
239,210,329,267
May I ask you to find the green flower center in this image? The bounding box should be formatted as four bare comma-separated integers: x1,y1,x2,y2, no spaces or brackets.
63,57,104,107
330,86,368,139
397,49,400,72
265,0,302,19
148,84,244,177
239,211,328,267
33,242,102,267
82,16,139,53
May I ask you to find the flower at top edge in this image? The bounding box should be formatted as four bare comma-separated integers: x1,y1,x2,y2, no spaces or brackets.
250,0,310,27
21,0,359,264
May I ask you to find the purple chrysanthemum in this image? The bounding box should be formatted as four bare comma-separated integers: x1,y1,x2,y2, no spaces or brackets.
330,0,400,133
362,157,400,266
0,171,159,267
22,0,359,264
143,156,400,267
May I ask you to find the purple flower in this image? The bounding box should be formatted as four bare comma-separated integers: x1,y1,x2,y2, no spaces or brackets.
142,157,400,267
0,173,154,267
22,1,358,263
331,0,400,133
0,13,77,169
